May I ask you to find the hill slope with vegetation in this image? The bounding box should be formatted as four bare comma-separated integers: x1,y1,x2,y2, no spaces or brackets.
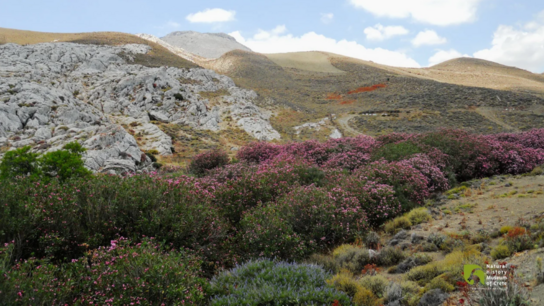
1,128,543,305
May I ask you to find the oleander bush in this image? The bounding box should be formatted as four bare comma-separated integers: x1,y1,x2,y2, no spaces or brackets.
1,128,544,305
208,259,351,306
277,185,368,250
0,174,228,268
188,148,230,177
354,160,430,212
0,238,208,305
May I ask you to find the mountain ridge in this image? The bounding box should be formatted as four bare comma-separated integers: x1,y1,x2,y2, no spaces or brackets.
161,31,252,59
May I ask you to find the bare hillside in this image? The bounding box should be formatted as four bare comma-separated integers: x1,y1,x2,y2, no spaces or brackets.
203,50,544,140
161,31,252,59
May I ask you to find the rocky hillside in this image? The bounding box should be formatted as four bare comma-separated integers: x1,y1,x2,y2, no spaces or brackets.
161,31,252,59
0,42,279,173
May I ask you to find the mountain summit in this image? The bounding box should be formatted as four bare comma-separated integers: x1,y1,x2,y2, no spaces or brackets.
161,31,251,59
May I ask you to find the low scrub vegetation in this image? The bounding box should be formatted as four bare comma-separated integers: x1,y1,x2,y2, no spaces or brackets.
0,128,543,304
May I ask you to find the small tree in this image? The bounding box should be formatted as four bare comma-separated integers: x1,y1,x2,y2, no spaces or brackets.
0,146,40,180
38,142,91,181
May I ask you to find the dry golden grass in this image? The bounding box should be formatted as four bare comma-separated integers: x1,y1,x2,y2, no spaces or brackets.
265,52,345,74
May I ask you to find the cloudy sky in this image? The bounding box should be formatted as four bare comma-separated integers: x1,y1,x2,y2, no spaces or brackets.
2,0,544,72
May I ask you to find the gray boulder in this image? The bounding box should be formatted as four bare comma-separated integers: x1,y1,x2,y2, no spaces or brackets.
418,289,449,306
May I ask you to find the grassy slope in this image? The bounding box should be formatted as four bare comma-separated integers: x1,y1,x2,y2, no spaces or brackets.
203,50,544,139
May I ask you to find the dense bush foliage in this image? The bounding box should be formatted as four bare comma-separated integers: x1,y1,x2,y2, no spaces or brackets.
0,175,228,268
0,238,208,305
1,128,543,305
208,259,351,306
188,148,230,176
355,160,430,212
0,142,90,182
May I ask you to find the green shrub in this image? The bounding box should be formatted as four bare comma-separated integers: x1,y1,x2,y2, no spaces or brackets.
365,231,381,249
209,259,351,306
422,242,439,252
426,275,455,292
384,216,412,234
38,142,91,181
406,207,432,225
333,244,371,273
0,146,39,180
307,254,338,273
236,204,307,260
277,185,368,252
296,166,326,186
353,287,381,306
491,244,513,260
0,175,229,270
360,275,390,298
0,143,90,182
372,141,422,162
406,263,442,286
375,246,406,266
145,152,157,162
0,238,208,305
327,272,365,297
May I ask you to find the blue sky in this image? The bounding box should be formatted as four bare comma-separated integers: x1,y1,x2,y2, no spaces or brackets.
2,0,544,71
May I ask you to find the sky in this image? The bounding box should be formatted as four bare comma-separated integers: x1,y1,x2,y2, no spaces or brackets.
2,0,544,72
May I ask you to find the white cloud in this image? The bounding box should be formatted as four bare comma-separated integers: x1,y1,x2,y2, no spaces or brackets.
412,30,447,47
186,8,236,23
364,24,409,41
321,13,334,24
428,49,471,66
473,22,544,73
349,0,482,26
229,26,420,68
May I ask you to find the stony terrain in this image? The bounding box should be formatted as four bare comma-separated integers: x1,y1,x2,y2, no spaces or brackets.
0,42,279,173
372,173,544,304
161,31,252,59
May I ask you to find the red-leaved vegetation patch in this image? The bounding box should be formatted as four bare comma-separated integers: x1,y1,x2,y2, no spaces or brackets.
347,84,387,95
326,93,343,100
325,84,387,105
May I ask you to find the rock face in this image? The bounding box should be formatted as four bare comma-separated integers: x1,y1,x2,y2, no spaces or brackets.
161,31,252,59
0,42,279,173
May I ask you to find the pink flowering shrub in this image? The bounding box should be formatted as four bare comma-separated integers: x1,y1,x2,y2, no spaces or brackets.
418,129,496,181
325,135,378,155
354,160,430,212
322,151,372,170
212,156,318,224
0,239,208,305
339,177,401,225
376,132,415,145
493,129,544,150
236,141,282,163
403,154,449,192
187,148,230,177
277,185,368,251
486,140,544,175
283,140,330,165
